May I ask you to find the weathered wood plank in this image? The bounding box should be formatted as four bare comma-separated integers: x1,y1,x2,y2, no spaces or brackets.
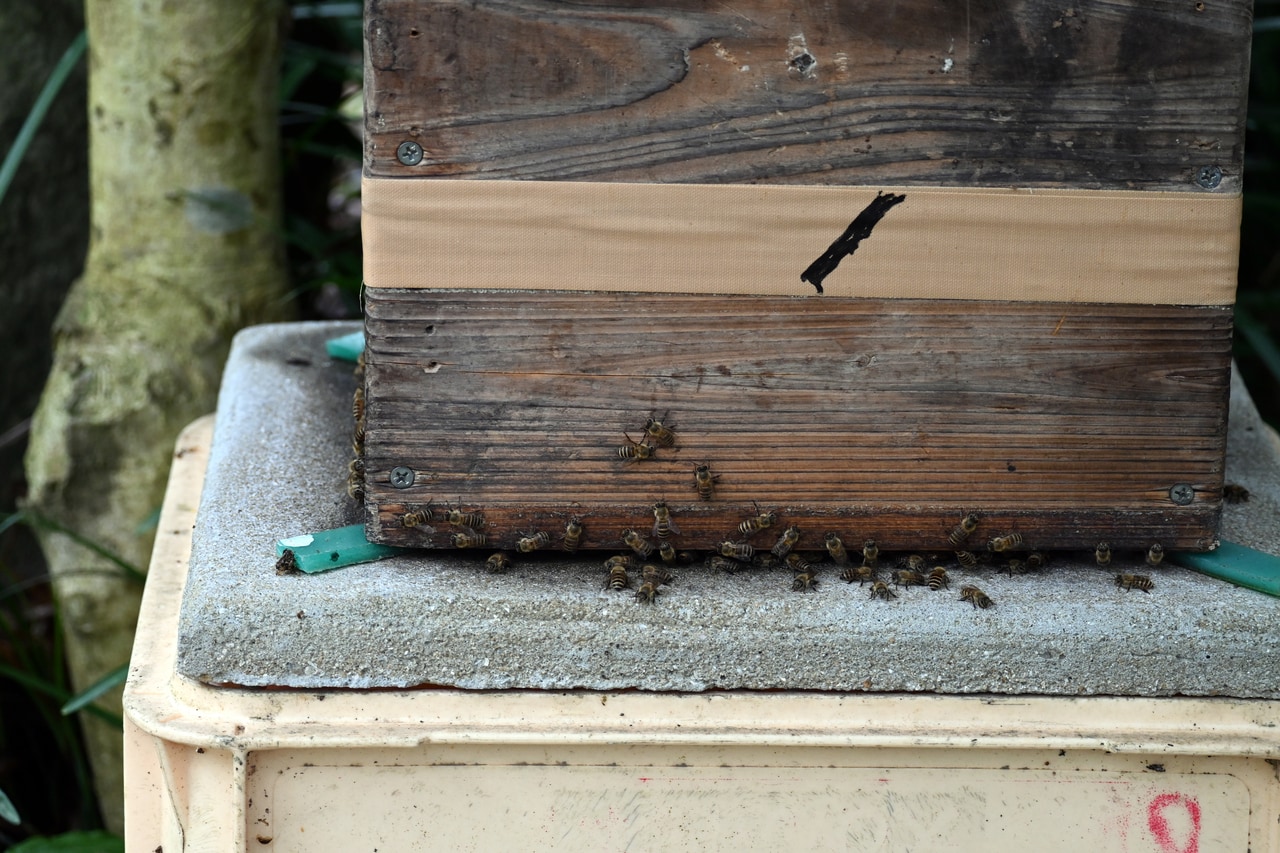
364,0,1250,190
361,290,1231,551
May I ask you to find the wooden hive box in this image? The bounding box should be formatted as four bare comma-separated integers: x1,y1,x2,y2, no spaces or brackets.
357,0,1249,556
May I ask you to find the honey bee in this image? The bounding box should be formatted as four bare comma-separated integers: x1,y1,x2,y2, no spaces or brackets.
642,564,673,586
604,554,637,572
352,386,365,423
562,516,584,552
1146,543,1164,567
346,457,365,501
959,585,994,609
988,533,1024,552
516,531,551,553
719,540,755,560
1116,573,1155,592
792,571,819,592
1095,542,1112,567
752,553,782,569
658,540,677,564
643,412,677,448
351,421,365,455
927,566,950,590
868,580,898,600
635,581,660,604
617,433,657,462
954,550,978,569
786,552,817,574
738,504,777,537
274,549,299,575
862,539,879,567
1025,551,1047,571
605,564,630,591
771,525,802,558
948,513,980,547
692,463,719,501
401,508,432,528
452,532,487,549
824,533,850,566
485,552,513,573
904,554,927,572
623,529,655,559
1003,558,1027,576
1223,483,1251,504
893,569,925,588
709,555,746,573
443,505,486,530
840,564,877,585
651,500,680,538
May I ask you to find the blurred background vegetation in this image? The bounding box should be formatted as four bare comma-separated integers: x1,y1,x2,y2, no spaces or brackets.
1,0,1278,847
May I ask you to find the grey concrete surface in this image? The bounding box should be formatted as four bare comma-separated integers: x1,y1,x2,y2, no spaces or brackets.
176,322,1280,696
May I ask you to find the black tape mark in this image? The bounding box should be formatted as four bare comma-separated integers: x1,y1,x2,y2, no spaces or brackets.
801,192,907,294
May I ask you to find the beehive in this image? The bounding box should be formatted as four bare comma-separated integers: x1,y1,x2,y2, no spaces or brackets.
358,0,1249,554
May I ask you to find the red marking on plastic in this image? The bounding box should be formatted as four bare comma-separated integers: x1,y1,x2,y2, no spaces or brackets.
1147,792,1201,853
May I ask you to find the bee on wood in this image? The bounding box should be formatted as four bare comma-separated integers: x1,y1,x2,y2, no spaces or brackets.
516,531,551,553
274,549,299,575
954,550,978,569
959,585,994,609
692,462,719,501
771,525,802,559
617,433,657,462
352,386,365,423
444,507,486,531
948,513,980,547
642,564,673,586
658,540,678,564
1116,573,1155,592
862,538,879,567
1025,551,1048,571
562,516,584,552
351,421,365,455
927,566,950,590
709,554,747,573
1223,483,1251,503
623,529,655,559
792,571,819,592
988,533,1023,552
651,500,679,538
893,569,926,588
1146,543,1164,567
719,540,754,560
1095,542,1112,567
868,580,898,601
840,564,878,585
346,457,365,501
643,412,677,448
452,532,487,549
401,507,433,529
485,552,513,573
824,533,850,567
605,564,631,591
635,580,660,604
738,504,777,537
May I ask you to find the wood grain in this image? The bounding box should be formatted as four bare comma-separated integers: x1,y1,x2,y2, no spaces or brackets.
363,0,1251,191
362,290,1231,551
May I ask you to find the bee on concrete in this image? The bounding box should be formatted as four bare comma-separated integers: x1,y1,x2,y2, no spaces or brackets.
635,580,660,604
1003,558,1027,576
692,463,719,501
642,564,673,586
868,580,898,601
948,513,980,547
643,412,677,448
1116,573,1155,593
751,552,781,570
927,566,950,590
1223,483,1251,504
1095,542,1112,567
274,549,300,575
604,554,638,571
401,507,433,528
988,533,1023,552
1146,543,1164,567
485,552,513,573
902,554,927,572
444,507,486,531
452,532,487,549
719,540,755,560
623,529,655,559
516,531,551,553
824,533,850,566
1025,551,1048,571
785,552,817,574
954,550,978,569
562,516,584,552
840,564,878,585
658,539,678,564
862,538,879,567
792,571,819,592
738,504,776,537
651,500,679,538
893,569,926,588
605,564,631,591
771,525,802,559
617,433,657,462
959,585,994,609
709,555,747,573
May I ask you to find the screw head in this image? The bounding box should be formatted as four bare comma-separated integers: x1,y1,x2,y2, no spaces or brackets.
1195,165,1222,190
396,141,424,166
390,466,416,489
1169,483,1195,505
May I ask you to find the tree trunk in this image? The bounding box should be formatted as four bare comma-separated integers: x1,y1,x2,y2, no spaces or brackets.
23,0,291,832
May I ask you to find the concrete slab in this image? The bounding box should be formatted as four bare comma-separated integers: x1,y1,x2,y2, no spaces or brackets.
177,322,1280,696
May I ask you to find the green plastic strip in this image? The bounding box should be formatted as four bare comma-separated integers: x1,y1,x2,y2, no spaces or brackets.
325,330,365,363
276,524,404,573
1171,540,1280,597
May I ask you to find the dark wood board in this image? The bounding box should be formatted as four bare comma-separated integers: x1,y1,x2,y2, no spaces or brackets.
363,0,1251,191
361,290,1231,552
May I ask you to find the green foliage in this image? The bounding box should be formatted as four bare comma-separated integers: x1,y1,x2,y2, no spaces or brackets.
10,830,124,853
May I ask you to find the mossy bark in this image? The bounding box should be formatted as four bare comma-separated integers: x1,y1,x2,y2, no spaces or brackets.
24,0,290,831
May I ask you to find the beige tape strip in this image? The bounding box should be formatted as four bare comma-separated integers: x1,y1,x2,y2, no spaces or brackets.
362,177,1240,304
